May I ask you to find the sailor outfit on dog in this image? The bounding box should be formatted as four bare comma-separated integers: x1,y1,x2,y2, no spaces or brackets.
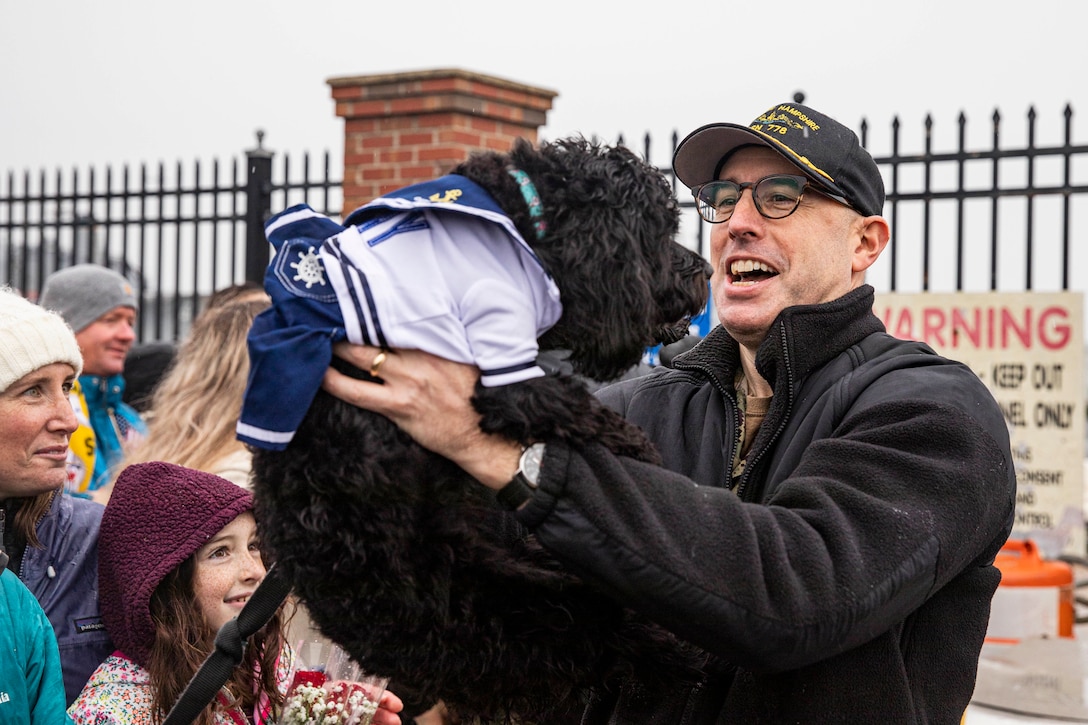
237,174,562,451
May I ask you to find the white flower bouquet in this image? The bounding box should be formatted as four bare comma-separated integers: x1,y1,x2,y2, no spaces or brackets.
279,639,388,725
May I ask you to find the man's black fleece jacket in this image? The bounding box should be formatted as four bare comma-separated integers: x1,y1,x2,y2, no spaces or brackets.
513,285,1016,724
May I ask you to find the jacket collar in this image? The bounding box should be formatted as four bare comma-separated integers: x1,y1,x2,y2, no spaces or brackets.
674,285,886,396
79,373,127,406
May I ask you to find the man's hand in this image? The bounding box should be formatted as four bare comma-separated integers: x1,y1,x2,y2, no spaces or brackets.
321,343,522,490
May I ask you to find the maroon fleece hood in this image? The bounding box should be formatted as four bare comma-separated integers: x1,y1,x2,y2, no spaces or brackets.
98,461,253,666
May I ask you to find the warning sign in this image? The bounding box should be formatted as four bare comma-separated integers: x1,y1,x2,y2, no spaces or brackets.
875,292,1085,558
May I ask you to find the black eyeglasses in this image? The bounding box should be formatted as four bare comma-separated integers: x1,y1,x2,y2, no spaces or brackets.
692,174,853,224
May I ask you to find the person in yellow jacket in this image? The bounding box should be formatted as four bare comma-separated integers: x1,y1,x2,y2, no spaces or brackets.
39,264,147,501
64,380,97,494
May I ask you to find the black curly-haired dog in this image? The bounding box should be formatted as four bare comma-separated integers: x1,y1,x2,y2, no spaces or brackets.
249,137,712,722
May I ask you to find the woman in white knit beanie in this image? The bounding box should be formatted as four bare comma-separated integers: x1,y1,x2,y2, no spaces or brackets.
0,286,83,396
0,286,115,708
0,286,83,494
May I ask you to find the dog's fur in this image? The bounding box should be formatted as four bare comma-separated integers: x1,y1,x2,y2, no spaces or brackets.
251,137,713,722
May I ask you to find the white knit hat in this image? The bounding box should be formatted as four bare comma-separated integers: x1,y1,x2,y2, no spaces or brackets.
0,287,84,393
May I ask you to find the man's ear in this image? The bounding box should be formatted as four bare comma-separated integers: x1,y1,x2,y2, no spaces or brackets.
852,215,890,274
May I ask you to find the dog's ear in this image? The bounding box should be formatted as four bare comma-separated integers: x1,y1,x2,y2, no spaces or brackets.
451,146,545,247
519,139,692,381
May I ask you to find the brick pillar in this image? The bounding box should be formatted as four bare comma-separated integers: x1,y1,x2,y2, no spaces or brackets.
328,68,557,215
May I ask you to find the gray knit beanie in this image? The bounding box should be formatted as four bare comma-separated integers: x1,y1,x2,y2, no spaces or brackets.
39,263,138,333
0,287,84,392
98,461,253,667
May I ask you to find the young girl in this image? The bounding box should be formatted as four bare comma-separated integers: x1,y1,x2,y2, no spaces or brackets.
67,461,402,724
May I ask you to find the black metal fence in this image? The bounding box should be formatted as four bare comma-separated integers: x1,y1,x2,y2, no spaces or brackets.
0,131,341,342
865,105,1087,295
3,104,1087,343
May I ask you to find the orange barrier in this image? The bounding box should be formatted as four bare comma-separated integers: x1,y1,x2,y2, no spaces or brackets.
986,538,1074,644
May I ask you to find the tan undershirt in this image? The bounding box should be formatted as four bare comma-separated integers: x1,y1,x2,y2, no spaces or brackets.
731,370,772,490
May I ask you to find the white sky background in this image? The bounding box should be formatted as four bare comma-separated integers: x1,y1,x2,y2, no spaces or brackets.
2,0,1087,300
4,0,1088,430
3,0,1083,176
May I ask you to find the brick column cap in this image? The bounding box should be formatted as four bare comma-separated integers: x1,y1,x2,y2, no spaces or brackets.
331,68,557,212
328,67,556,99
327,67,557,124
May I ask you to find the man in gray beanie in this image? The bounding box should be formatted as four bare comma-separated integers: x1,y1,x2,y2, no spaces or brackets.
39,264,146,501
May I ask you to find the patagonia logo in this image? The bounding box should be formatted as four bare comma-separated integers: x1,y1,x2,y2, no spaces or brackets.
74,616,105,633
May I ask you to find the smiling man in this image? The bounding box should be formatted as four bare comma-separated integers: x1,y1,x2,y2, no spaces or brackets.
321,102,1017,723
40,264,146,501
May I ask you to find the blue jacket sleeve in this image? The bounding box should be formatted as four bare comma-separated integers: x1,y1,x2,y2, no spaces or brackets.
1,569,74,724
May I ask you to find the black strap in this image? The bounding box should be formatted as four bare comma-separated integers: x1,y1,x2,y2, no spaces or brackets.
162,563,292,725
495,475,534,510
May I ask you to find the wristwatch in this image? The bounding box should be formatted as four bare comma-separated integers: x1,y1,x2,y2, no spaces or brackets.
496,442,546,510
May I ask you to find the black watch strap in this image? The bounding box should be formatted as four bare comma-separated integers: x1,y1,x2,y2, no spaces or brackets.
496,475,535,510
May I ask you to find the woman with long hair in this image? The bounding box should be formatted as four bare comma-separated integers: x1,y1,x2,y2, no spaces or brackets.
67,461,403,724
116,296,270,488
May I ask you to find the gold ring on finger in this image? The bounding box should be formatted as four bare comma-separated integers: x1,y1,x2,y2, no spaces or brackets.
369,350,389,377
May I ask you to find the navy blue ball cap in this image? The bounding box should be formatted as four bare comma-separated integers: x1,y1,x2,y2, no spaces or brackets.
673,102,886,217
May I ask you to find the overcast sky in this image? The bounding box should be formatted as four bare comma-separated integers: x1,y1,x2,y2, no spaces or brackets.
4,0,1087,307
3,0,1084,175
4,1,1087,395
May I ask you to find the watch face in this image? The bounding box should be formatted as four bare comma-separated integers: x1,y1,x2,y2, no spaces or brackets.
521,442,545,486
